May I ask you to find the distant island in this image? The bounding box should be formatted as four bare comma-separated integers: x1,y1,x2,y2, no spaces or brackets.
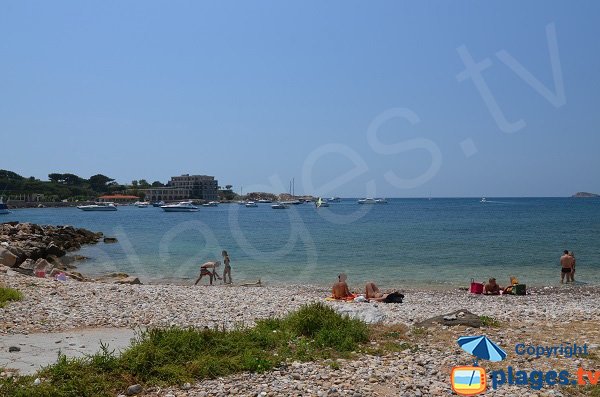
572,192,600,198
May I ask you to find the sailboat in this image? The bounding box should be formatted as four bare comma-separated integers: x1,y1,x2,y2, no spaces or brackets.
316,197,329,208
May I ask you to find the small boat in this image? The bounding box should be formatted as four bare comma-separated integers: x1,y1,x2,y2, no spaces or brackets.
161,201,199,212
357,198,387,204
77,202,118,211
480,197,487,203
271,202,289,209
316,198,329,208
245,201,258,207
258,199,272,203
329,197,341,202
134,201,150,208
202,201,219,207
152,201,165,207
358,198,376,204
0,197,9,215
282,200,302,205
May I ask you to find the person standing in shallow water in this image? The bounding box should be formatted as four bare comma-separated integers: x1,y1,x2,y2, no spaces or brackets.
560,250,574,283
222,250,232,284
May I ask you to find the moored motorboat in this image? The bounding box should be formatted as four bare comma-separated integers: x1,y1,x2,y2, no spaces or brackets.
161,201,199,212
329,197,341,202
202,201,219,207
258,199,273,203
245,201,258,207
152,201,165,207
135,201,150,208
358,198,376,204
375,198,388,204
77,202,118,211
271,202,289,209
0,197,9,215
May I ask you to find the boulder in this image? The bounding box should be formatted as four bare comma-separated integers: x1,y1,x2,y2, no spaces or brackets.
17,259,36,275
114,276,141,285
0,247,17,267
46,243,66,257
334,305,387,324
415,309,482,328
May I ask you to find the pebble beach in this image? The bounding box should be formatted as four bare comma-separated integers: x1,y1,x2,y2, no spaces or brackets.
1,271,599,396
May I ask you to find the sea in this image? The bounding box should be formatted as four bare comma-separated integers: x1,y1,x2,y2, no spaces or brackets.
2,198,599,288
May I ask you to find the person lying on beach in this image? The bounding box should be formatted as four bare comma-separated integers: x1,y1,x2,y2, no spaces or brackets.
331,273,352,299
194,261,222,286
484,278,501,295
365,282,404,303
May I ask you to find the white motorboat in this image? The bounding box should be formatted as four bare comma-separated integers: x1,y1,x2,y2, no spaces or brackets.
480,197,487,203
358,198,376,204
0,197,9,215
202,201,219,207
282,200,301,205
258,199,272,203
271,202,289,209
152,201,165,207
161,201,199,212
77,202,118,211
245,201,258,207
329,197,341,202
134,201,150,208
358,198,387,204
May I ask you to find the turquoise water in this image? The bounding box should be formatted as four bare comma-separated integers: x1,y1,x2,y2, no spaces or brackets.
2,198,599,288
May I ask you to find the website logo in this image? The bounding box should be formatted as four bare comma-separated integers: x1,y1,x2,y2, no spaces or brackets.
451,335,507,395
451,366,487,395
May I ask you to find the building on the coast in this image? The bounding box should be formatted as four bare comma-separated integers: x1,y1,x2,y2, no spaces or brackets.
97,194,140,204
140,174,218,202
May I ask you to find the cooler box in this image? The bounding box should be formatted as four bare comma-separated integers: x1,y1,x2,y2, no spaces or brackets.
513,284,526,295
470,279,484,294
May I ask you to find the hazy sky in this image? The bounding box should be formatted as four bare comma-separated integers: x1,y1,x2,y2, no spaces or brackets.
1,1,599,197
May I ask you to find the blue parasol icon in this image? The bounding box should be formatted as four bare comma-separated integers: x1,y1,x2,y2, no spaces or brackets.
457,335,507,366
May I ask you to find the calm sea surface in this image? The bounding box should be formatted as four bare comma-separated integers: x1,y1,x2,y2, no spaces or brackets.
3,198,599,288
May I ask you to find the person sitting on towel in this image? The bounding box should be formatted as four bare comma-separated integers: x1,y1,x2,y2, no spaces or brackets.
194,261,222,285
332,273,352,299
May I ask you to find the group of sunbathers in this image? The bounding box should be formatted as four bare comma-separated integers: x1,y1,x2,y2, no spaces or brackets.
332,273,404,303
483,276,519,295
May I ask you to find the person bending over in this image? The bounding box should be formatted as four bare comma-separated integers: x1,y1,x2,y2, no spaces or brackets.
194,261,222,285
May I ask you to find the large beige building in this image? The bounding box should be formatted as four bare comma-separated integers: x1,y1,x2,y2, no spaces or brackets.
141,174,219,202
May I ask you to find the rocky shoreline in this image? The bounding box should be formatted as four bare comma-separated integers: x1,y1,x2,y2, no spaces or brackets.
0,222,104,281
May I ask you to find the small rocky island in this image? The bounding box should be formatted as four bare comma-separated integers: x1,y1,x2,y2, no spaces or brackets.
572,192,600,198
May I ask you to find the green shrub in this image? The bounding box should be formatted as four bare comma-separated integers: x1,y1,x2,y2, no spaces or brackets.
0,287,23,308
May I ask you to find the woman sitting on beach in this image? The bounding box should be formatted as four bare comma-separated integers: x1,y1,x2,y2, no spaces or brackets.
331,273,352,299
365,282,404,303
484,278,501,295
194,261,222,286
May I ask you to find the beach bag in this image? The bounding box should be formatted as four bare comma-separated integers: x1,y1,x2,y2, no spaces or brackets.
470,279,484,294
383,292,404,303
512,284,526,295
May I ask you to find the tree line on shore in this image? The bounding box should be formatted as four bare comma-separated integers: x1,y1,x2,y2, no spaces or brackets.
0,169,166,201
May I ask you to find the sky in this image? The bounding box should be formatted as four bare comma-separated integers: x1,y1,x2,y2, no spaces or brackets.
1,1,599,197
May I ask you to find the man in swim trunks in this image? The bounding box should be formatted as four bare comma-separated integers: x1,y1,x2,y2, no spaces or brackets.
332,273,352,299
560,250,574,283
194,261,222,285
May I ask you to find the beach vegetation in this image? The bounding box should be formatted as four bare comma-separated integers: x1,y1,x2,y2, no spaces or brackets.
0,303,369,396
479,315,501,327
0,286,23,307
